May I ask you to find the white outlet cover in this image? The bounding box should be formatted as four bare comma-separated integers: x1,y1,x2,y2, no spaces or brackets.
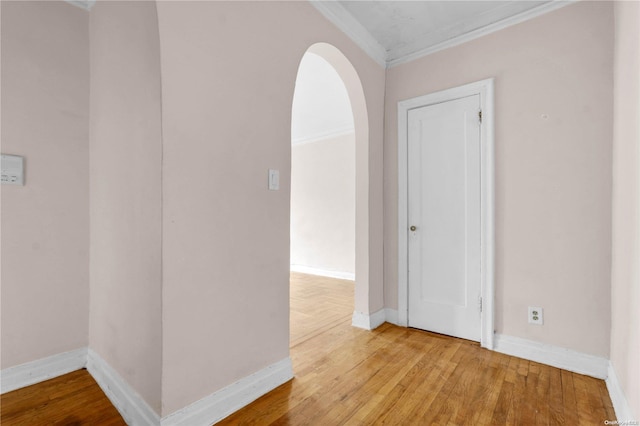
528,306,543,325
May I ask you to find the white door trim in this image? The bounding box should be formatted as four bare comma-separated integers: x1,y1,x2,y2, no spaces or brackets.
398,78,495,349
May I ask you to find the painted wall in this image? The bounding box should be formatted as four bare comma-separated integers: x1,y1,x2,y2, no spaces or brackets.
610,0,640,419
384,1,614,357
88,1,162,413
291,52,354,144
0,1,89,368
156,1,385,416
291,133,355,276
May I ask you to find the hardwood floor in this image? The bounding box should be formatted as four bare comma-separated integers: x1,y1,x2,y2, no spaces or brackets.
219,272,615,425
290,271,354,348
0,369,125,425
0,273,615,425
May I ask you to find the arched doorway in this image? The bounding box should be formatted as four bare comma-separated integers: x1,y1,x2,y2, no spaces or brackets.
290,42,370,331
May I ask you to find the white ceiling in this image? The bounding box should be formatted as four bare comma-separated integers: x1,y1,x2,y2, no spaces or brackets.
311,0,573,67
291,53,354,145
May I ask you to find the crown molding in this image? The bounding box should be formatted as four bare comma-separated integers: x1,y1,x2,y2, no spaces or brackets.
291,124,354,146
309,1,387,68
309,0,575,69
387,0,576,67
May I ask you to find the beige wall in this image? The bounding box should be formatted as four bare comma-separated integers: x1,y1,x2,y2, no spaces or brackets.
291,133,355,276
384,1,614,357
156,1,385,415
89,1,162,413
1,0,385,416
611,0,640,418
5,0,632,419
0,1,89,368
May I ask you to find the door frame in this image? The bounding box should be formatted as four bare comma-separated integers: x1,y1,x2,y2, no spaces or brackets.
397,78,495,349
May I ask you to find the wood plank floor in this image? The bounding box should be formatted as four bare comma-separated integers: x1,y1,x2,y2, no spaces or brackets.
1,272,615,425
0,369,126,425
219,272,615,425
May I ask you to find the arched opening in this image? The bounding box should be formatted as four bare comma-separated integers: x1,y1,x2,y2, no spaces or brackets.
290,51,355,280
289,42,370,344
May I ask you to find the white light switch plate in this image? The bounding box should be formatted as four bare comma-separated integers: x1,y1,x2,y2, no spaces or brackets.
1,154,24,186
268,169,279,190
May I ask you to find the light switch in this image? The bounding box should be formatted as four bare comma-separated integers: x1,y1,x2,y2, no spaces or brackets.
268,169,279,190
1,154,24,186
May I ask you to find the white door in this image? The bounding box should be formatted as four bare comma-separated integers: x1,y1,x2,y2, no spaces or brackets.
407,94,481,342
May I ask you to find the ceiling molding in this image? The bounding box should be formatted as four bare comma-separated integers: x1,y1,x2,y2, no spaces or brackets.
310,0,576,69
64,0,95,11
309,1,387,68
385,1,550,63
292,125,355,146
387,0,575,67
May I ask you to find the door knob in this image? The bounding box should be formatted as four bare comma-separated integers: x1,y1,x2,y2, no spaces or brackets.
410,225,417,231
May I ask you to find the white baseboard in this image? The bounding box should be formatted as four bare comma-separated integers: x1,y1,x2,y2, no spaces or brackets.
384,308,399,325
606,362,638,422
290,265,355,281
86,349,160,426
161,357,294,426
0,347,87,394
351,309,386,330
493,334,609,379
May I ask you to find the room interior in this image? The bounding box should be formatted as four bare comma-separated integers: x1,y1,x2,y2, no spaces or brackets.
0,0,638,424
290,49,356,281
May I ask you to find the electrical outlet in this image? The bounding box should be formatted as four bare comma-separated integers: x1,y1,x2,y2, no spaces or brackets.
528,306,543,325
